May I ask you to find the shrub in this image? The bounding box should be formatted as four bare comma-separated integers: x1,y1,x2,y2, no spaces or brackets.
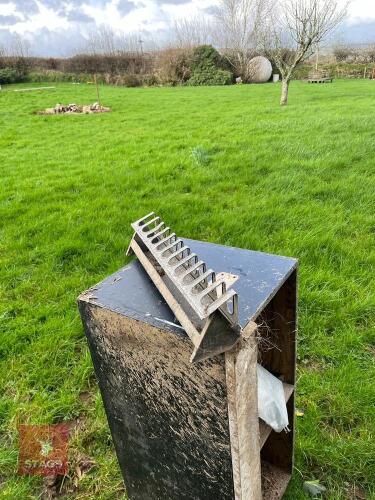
186,45,233,86
188,67,233,86
63,53,151,76
122,74,141,87
29,70,67,82
334,46,353,63
0,67,20,84
156,48,192,86
293,65,311,80
222,48,257,78
190,45,229,72
366,47,375,63
142,74,159,86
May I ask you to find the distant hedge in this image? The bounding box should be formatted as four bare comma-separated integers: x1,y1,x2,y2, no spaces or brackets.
1,48,373,87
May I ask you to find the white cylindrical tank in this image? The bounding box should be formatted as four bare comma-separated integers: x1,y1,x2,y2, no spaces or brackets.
248,56,273,83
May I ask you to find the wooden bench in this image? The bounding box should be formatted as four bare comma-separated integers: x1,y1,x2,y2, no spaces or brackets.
308,71,333,83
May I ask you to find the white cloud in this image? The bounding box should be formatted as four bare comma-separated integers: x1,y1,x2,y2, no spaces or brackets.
7,1,67,32
346,0,375,23
83,0,168,32
0,3,17,15
0,0,375,56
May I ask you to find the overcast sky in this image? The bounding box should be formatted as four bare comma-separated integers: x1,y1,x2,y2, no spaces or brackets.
0,0,374,56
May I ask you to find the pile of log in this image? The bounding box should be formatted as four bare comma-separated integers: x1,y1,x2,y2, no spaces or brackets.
39,102,110,115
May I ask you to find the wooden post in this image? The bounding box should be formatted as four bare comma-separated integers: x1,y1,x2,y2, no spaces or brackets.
226,322,262,500
94,73,101,107
315,45,319,71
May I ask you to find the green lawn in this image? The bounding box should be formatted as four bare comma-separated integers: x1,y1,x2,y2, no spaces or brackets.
0,80,374,499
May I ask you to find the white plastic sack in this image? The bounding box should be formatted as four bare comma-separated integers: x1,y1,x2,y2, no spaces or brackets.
257,364,289,433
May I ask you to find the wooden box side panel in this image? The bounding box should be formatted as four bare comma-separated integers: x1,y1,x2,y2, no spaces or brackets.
257,270,297,476
79,301,234,500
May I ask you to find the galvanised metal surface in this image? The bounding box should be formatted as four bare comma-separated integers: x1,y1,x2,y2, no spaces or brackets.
129,213,238,324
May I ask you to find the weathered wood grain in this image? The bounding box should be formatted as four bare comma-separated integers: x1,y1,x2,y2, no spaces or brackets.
226,322,262,500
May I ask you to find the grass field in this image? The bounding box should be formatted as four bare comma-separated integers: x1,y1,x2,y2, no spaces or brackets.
0,80,374,499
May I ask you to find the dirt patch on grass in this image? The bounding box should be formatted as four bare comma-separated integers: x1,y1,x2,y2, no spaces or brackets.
345,484,367,499
78,391,92,404
41,454,96,499
40,416,96,499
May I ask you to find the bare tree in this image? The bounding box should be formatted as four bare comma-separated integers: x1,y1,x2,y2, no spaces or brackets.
117,32,143,54
0,34,31,80
262,0,347,105
174,16,213,48
333,43,353,63
214,0,270,79
87,25,148,56
87,24,118,55
9,33,30,58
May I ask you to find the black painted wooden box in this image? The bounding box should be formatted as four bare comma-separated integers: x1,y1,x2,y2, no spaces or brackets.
78,239,298,500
